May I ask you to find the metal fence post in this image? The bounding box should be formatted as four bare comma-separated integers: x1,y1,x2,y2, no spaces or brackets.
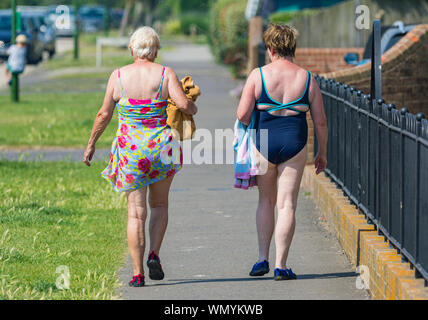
357,90,363,207
415,112,425,277
376,98,385,224
343,84,349,191
387,103,395,236
371,20,382,102
399,107,409,258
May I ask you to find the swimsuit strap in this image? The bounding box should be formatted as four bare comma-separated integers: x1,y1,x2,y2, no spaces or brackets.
117,69,125,97
155,67,166,100
260,70,311,114
263,103,304,114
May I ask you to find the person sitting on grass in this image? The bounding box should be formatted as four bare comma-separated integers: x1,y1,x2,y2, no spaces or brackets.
4,34,27,86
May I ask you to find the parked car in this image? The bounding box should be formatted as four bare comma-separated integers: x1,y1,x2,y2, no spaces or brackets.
47,5,77,37
79,5,107,33
345,21,418,66
18,7,56,58
0,10,44,64
110,8,124,29
34,14,56,58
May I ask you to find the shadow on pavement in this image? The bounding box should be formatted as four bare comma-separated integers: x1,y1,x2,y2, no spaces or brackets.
143,272,358,287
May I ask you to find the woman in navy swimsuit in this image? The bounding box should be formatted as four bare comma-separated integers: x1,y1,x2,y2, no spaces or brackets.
236,24,328,280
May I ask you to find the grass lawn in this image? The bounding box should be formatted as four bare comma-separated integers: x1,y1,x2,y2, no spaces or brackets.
0,161,128,300
0,92,118,148
43,32,134,71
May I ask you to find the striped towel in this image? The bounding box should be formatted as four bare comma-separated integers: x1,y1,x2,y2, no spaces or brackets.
233,111,259,190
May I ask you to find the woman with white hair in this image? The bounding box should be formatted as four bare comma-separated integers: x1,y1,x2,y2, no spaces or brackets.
83,27,198,287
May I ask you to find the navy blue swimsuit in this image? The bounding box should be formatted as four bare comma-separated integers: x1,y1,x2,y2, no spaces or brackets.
255,67,311,165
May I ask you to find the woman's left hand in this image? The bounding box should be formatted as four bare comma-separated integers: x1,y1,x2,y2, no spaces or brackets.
314,152,327,175
83,145,96,167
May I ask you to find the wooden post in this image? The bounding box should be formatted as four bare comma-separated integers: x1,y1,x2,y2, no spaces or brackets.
247,16,264,74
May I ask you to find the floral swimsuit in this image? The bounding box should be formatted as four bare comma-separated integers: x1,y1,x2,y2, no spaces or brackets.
102,67,182,192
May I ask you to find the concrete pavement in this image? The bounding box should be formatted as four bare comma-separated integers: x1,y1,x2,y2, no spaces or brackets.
117,43,370,300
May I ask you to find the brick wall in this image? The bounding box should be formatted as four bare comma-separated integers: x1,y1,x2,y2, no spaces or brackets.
322,24,428,115
294,48,364,75
301,167,428,300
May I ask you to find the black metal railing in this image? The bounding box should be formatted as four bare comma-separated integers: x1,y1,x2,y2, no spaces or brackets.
314,75,428,283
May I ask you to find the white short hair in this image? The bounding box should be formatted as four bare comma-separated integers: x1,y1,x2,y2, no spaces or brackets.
129,27,160,61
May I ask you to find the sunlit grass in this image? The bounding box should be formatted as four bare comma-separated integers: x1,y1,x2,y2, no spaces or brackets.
0,161,128,300
43,31,133,70
0,92,118,148
52,72,113,80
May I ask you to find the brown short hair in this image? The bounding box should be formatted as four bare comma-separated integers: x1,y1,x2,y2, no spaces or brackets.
264,24,298,58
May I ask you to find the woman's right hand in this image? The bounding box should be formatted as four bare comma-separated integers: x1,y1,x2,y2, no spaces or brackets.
83,144,96,167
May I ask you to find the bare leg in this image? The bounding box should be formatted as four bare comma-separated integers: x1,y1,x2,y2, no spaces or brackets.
275,146,307,269
148,176,174,255
127,187,148,276
255,162,278,262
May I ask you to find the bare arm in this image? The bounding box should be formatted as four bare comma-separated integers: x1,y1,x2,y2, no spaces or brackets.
309,74,328,174
83,71,117,166
236,69,258,125
167,67,198,115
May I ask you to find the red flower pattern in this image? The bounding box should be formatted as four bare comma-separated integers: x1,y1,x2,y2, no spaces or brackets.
149,170,160,179
102,89,183,190
118,136,127,149
120,124,129,135
125,174,135,184
148,140,156,149
138,157,151,174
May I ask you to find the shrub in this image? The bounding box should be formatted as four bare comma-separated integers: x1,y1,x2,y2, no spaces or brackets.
163,19,182,36
209,0,248,77
269,9,317,24
179,12,210,35
269,11,297,24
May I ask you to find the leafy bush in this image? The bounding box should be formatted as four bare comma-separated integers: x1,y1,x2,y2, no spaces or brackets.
269,9,317,24
269,11,298,24
163,19,182,36
179,12,210,35
209,0,248,78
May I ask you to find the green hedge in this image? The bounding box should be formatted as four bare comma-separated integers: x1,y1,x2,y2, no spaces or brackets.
269,9,317,24
209,0,248,77
180,12,210,35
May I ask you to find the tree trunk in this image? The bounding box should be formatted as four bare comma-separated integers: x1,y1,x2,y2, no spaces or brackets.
132,0,145,29
144,0,157,27
119,0,135,36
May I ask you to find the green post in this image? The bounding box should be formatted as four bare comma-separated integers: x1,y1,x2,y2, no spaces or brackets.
73,0,79,60
104,1,111,36
11,0,19,102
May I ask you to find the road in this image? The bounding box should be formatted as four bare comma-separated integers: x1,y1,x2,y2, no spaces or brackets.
117,43,370,300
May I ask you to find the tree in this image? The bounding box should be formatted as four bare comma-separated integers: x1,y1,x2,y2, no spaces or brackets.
142,0,157,26
132,0,145,30
119,0,135,36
